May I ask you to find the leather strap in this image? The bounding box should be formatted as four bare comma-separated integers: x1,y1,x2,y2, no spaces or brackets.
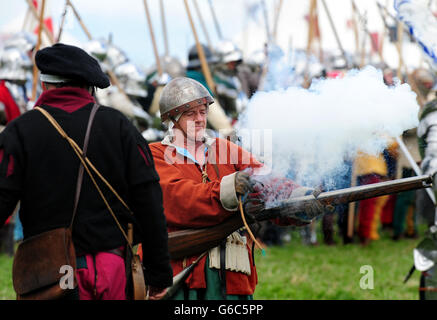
35,106,135,255
70,103,100,229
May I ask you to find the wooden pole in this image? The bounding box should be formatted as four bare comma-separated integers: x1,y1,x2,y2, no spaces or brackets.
260,0,272,44
159,0,169,56
183,0,217,94
66,0,92,40
321,0,349,68
25,0,55,44
66,0,134,101
57,1,69,43
22,7,31,31
207,0,223,40
31,0,46,102
143,0,163,77
315,3,324,63
303,0,317,88
351,0,360,63
352,0,385,65
272,0,284,43
306,0,317,56
396,21,404,81
192,0,213,51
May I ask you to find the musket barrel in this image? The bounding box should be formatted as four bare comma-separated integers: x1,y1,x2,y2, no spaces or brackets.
256,174,433,220
168,175,433,260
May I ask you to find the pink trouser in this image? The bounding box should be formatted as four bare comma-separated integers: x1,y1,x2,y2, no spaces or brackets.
76,251,126,300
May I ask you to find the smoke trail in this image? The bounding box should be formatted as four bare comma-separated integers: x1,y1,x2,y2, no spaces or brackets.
237,66,419,204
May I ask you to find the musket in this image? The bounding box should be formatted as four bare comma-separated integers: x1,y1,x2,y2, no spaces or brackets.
168,174,433,260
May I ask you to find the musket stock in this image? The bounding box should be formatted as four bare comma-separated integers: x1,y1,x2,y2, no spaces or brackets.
168,174,433,260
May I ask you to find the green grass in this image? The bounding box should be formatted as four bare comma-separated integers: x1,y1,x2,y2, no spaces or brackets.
0,225,425,300
0,253,14,300
253,226,423,300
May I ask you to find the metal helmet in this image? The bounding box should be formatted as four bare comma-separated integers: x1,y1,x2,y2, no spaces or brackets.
159,77,213,122
187,44,219,70
114,62,148,98
0,47,32,82
246,49,265,68
105,43,129,69
215,40,243,64
160,55,185,78
3,31,36,52
82,39,108,62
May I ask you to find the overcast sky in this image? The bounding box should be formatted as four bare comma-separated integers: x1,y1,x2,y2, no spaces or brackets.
0,0,419,70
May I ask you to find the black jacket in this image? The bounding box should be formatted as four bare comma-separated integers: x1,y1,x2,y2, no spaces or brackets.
0,101,172,288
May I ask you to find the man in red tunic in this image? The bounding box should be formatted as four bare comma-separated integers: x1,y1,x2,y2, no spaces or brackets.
147,77,327,299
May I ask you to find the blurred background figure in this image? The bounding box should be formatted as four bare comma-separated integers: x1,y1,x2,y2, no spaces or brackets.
213,39,248,121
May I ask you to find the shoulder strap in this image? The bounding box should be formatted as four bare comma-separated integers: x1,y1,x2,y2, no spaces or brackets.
70,103,100,229
35,105,135,254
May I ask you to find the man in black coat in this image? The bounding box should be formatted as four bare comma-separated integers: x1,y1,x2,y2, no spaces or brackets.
0,43,172,300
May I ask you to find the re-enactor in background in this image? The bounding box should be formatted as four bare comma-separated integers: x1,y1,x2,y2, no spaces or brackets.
143,77,329,300
0,43,172,300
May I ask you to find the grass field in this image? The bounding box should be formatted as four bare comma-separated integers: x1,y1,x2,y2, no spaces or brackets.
0,225,425,300
252,226,423,300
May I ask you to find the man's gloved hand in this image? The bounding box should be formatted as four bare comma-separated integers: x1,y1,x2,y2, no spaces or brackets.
235,171,254,196
288,187,332,221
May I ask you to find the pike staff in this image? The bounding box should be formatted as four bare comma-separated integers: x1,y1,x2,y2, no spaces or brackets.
66,0,92,40
143,0,163,77
183,0,217,95
207,0,223,40
321,0,349,68
352,0,386,65
66,0,133,101
260,0,272,44
25,0,55,44
159,0,169,56
272,0,284,43
56,1,69,43
192,0,213,52
31,0,46,102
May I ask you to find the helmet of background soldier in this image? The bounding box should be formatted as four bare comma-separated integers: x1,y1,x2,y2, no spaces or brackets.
0,47,33,83
3,31,36,53
245,49,265,72
412,68,435,99
106,43,129,69
187,43,219,70
82,39,108,62
159,76,213,123
84,39,128,71
160,55,185,79
215,40,243,65
114,62,148,98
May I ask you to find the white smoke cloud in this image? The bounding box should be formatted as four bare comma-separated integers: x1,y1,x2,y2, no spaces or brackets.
237,66,419,190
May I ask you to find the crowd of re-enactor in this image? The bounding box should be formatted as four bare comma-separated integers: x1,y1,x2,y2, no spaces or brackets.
0,32,435,258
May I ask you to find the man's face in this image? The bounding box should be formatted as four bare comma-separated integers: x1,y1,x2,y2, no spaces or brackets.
177,104,208,141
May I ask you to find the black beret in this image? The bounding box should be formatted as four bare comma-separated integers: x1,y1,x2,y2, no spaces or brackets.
35,43,110,89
